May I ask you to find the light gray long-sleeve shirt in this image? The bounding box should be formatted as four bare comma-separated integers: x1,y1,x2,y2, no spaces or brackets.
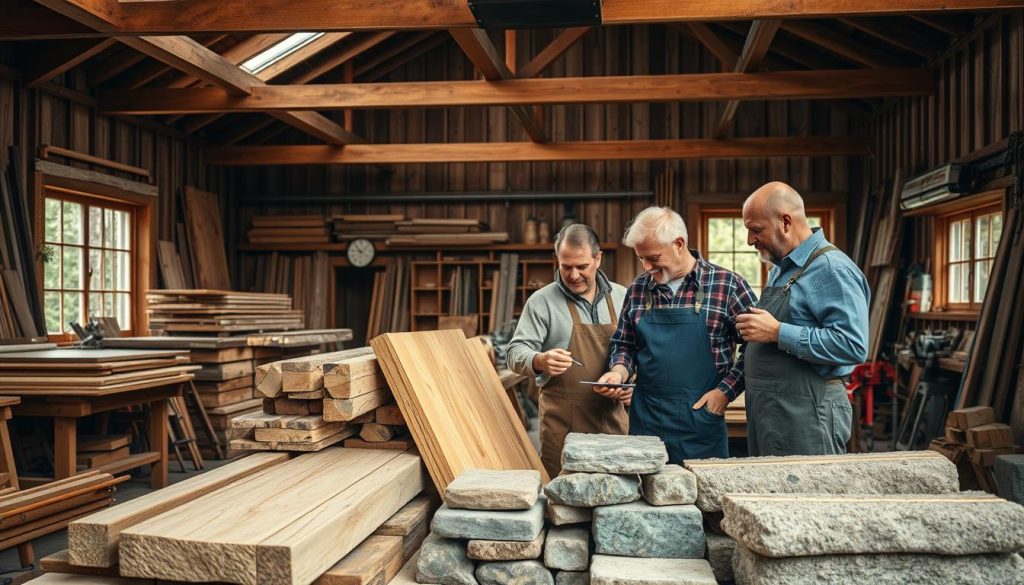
505,270,627,388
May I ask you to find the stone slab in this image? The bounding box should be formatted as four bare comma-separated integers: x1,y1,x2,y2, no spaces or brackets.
417,533,477,585
546,501,592,526
995,454,1024,505
562,433,668,474
475,560,553,585
555,571,589,585
590,556,717,585
721,492,1024,557
641,464,697,506
446,469,542,511
467,530,545,561
431,498,545,542
544,526,589,571
593,501,705,558
705,534,736,583
684,451,959,512
544,472,640,507
731,547,1024,585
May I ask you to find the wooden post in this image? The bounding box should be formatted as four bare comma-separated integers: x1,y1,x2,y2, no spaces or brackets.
148,399,169,489
53,417,77,480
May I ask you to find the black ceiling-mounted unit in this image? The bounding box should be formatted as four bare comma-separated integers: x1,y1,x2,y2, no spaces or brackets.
467,0,602,29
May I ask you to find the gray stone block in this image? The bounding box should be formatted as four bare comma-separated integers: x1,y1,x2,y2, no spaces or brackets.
685,451,959,512
547,500,592,526
417,533,478,585
641,464,698,506
562,433,668,474
446,469,542,510
475,560,553,585
555,571,589,585
721,492,1024,557
467,530,545,561
544,526,589,571
731,546,1024,585
544,472,641,507
590,556,717,585
995,454,1024,505
593,501,705,558
431,497,545,542
705,534,736,583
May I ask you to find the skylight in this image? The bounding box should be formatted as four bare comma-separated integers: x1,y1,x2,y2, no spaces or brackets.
241,32,325,74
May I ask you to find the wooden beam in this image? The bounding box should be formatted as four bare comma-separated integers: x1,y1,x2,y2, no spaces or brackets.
32,0,120,32
780,20,912,68
99,69,935,114
516,27,592,79
290,32,396,84
22,37,117,87
86,46,148,85
117,36,256,94
682,23,739,71
0,5,99,40
354,32,434,78
255,32,351,81
715,19,780,138
360,34,447,81
837,17,948,58
202,137,872,166
449,28,547,143
166,33,289,89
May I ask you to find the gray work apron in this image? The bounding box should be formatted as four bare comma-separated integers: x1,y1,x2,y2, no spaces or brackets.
744,245,853,456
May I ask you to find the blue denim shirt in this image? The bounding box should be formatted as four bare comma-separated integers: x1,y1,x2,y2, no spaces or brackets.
766,228,870,378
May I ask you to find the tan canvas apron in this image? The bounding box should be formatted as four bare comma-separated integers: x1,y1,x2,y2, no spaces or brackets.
539,295,629,478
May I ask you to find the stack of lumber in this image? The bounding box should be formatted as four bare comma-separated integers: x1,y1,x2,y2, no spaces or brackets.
330,214,502,247
395,218,486,234
189,344,261,459
247,214,329,244
75,435,131,472
385,231,508,247
930,405,1023,492
489,253,519,333
367,258,410,342
0,349,197,396
147,289,304,334
0,471,126,553
330,213,404,240
0,151,47,341
246,252,330,329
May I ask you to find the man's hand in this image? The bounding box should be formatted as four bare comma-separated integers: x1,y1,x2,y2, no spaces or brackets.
532,349,574,376
736,307,781,343
692,388,728,416
594,366,629,401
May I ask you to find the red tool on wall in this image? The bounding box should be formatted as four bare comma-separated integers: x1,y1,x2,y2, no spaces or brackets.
846,361,896,452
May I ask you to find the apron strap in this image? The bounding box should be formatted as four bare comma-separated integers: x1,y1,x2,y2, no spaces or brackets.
565,297,583,326
604,292,615,322
784,245,839,292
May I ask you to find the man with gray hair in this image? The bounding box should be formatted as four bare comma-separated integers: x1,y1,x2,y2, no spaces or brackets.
597,207,756,463
506,223,628,477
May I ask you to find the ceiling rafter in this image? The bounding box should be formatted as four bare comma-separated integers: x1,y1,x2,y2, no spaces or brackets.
780,20,916,68
714,19,780,138
21,37,117,86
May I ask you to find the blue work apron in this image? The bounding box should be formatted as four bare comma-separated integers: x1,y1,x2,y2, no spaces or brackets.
629,284,728,463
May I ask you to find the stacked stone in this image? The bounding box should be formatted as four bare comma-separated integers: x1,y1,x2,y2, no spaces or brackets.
419,469,550,585
546,433,717,585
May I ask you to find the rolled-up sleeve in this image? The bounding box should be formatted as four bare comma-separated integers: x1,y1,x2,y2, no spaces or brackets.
777,264,870,366
505,296,549,383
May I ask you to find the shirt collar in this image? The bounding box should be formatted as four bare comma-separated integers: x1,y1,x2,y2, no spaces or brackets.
644,249,707,290
778,227,825,269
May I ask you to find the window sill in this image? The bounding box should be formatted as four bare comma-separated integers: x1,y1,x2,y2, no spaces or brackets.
907,310,980,321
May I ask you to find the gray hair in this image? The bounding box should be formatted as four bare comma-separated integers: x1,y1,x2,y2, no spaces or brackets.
554,224,601,256
622,206,688,248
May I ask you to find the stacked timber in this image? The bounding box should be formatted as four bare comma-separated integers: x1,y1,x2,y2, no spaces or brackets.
330,214,404,240
329,213,505,247
0,349,197,395
930,405,1023,492
75,436,131,472
247,214,329,244
146,289,304,334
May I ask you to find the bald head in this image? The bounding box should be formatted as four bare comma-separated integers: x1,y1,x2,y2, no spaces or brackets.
744,181,807,222
742,181,814,264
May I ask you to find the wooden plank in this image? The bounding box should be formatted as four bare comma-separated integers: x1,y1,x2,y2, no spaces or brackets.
323,389,391,422
194,360,253,382
372,495,435,538
257,347,373,398
343,435,416,451
517,27,592,79
253,422,351,443
281,348,375,392
155,241,186,290
780,20,909,68
34,159,157,198
77,435,130,452
323,353,385,399
189,347,254,364
67,452,289,567
205,136,872,166
359,423,402,443
313,535,403,585
182,187,232,290
370,330,546,494
38,549,121,577
374,405,406,426
0,349,186,364
118,449,424,585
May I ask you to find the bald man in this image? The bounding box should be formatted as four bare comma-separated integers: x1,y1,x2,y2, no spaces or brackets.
736,182,869,456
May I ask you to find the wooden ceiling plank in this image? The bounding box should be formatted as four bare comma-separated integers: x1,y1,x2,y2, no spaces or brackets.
360,33,448,81
99,69,935,114
780,20,912,68
86,46,148,85
838,17,947,58
516,27,592,79
202,136,873,166
0,5,99,40
449,28,548,143
117,35,256,94
353,32,435,78
22,37,117,87
290,32,396,85
714,19,781,138
32,0,120,32
681,22,739,71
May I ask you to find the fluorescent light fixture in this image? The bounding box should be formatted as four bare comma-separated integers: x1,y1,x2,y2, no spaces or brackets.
241,32,325,74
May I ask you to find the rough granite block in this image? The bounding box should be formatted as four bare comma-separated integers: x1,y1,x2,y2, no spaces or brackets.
544,526,589,571
721,492,1024,557
544,472,640,507
685,452,959,512
555,571,589,585
590,556,717,585
546,500,592,526
731,546,1024,585
705,533,736,582
593,501,705,558
446,469,542,511
467,530,545,561
431,498,545,542
641,464,698,506
475,560,553,585
995,455,1024,505
417,533,478,585
562,433,668,474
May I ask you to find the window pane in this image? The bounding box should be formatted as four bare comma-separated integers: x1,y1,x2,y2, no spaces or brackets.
734,253,762,290
44,291,61,334
114,251,131,291
115,210,131,249
43,247,61,289
974,259,993,303
103,209,115,248
89,206,103,247
708,252,734,272
976,215,991,258
949,219,970,262
103,293,114,318
45,198,62,243
62,201,83,245
88,292,102,320
993,212,1002,243
116,293,131,329
89,248,102,290
948,263,969,304
62,246,83,290
731,218,746,250
708,218,733,251
62,291,82,332
102,250,115,290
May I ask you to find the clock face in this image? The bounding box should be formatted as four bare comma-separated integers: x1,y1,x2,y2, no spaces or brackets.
347,238,375,267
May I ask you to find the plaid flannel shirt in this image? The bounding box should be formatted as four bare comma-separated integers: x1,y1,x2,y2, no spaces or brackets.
608,250,757,401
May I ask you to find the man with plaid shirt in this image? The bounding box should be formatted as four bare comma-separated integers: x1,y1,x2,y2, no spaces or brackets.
596,206,756,462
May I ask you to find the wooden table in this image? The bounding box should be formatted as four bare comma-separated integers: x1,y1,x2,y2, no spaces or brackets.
9,381,184,489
